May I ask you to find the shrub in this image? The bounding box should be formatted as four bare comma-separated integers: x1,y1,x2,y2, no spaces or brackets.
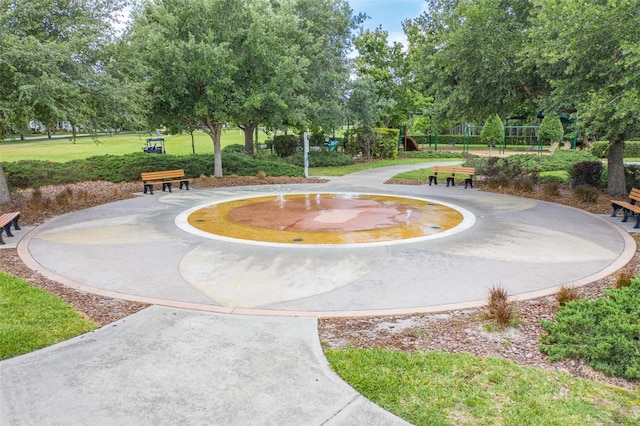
512,177,535,192
485,285,514,329
542,181,561,197
573,185,599,203
571,161,604,188
480,114,504,147
284,151,355,168
615,273,632,289
623,164,640,192
538,113,564,144
540,278,640,379
555,286,580,307
222,144,246,154
486,175,511,189
273,134,299,157
2,151,305,188
399,150,466,159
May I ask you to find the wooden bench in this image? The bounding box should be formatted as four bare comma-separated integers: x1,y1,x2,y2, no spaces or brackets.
429,166,475,189
0,212,21,245
611,188,640,228
141,169,190,195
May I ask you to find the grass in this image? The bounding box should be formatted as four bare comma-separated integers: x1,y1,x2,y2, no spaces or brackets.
326,349,640,426
0,271,97,360
0,129,269,162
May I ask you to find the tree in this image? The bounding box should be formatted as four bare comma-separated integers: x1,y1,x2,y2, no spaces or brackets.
230,0,307,154
406,0,539,123
526,0,640,195
131,0,239,177
291,0,361,135
538,113,564,145
0,0,135,138
354,27,413,127
346,77,382,158
480,113,504,150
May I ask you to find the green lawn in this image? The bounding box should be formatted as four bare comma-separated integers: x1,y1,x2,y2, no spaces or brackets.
326,349,640,426
0,271,97,360
0,129,269,162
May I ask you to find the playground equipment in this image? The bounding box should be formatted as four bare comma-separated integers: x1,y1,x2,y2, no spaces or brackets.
324,137,340,151
463,124,541,154
143,137,166,154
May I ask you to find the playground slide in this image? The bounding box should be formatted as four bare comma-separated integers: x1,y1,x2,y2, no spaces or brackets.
403,136,420,151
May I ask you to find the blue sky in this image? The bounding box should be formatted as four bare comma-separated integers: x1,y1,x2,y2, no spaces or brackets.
349,0,427,46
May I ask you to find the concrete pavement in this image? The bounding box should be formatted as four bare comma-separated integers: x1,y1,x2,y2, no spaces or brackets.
0,163,635,425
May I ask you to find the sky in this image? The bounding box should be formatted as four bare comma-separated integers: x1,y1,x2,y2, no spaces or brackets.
349,0,427,47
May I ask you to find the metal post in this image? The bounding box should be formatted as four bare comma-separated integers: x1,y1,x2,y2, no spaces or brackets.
303,132,309,178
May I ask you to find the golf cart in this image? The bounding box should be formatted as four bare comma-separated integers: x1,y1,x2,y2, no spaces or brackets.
143,137,165,154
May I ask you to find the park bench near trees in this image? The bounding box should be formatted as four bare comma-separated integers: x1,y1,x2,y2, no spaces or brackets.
610,188,640,228
428,166,475,188
141,170,190,195
0,212,21,245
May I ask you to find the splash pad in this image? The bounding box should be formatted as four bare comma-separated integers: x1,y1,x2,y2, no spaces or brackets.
179,193,474,246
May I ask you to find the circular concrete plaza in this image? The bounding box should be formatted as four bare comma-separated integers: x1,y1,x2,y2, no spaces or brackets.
19,168,635,317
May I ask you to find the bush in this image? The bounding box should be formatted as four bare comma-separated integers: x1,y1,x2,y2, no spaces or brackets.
399,150,466,159
573,185,599,203
273,134,299,157
222,144,246,154
222,152,303,177
540,279,640,379
486,175,511,189
555,286,580,307
485,285,515,329
615,273,632,289
512,177,535,192
2,151,304,188
623,164,640,192
480,114,504,147
284,151,355,168
542,181,561,196
571,161,604,188
538,113,564,144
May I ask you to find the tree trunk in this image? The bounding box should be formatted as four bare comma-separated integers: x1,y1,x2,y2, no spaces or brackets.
0,164,11,204
244,122,258,154
606,135,626,196
202,116,224,178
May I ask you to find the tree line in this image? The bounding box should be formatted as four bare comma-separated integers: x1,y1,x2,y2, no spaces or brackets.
1,0,639,193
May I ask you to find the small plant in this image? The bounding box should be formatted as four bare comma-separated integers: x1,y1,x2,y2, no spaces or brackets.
555,286,580,307
571,161,604,188
512,177,534,192
615,273,632,289
485,285,514,329
573,185,599,203
256,170,267,179
55,187,74,206
486,175,511,189
543,181,560,197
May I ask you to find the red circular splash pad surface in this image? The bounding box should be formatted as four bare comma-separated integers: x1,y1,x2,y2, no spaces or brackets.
187,193,464,245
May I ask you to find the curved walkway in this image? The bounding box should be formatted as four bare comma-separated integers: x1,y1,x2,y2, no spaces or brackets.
1,164,635,425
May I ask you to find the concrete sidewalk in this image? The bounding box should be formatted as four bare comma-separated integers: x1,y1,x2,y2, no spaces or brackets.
1,163,635,425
